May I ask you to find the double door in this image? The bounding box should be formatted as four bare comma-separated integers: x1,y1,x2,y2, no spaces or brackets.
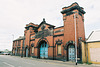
68,45,75,61
26,48,28,57
40,43,48,58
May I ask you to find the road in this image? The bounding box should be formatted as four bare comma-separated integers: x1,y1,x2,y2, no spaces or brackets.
0,55,100,67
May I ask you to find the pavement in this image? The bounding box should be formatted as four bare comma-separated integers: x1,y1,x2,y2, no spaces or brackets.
17,56,100,67
0,55,100,67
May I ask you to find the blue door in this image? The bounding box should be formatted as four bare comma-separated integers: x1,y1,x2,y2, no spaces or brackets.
26,48,28,57
40,43,45,58
45,43,48,58
40,42,48,58
68,45,75,61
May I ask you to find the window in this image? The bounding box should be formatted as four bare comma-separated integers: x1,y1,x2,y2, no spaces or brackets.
18,41,21,46
54,29,64,33
13,49,15,54
58,45,61,54
16,41,17,46
32,47,34,53
17,49,20,54
13,42,15,46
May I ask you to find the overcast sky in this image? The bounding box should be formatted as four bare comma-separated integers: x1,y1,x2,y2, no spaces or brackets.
0,0,100,51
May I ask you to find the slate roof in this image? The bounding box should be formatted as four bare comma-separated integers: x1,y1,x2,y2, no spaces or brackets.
13,36,25,41
87,30,100,42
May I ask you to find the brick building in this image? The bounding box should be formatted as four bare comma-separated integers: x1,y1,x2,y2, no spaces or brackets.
12,36,24,56
12,2,86,61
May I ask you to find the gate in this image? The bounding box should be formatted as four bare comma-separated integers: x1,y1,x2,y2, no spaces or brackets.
40,42,48,58
68,45,75,61
26,48,28,57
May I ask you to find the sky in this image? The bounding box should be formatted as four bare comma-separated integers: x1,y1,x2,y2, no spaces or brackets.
0,0,100,51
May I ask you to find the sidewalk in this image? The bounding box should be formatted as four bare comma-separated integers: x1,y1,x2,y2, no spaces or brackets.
12,55,100,67
22,56,100,67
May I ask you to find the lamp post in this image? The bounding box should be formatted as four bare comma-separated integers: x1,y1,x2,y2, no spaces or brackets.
21,36,25,58
73,11,77,65
12,34,14,55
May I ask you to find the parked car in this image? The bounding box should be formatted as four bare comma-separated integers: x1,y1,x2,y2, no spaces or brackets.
3,53,10,55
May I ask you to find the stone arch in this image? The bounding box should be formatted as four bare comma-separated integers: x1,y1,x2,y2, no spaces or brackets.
36,38,49,58
36,38,49,48
65,40,75,50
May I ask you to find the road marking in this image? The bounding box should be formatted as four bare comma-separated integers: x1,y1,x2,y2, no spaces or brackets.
3,62,15,67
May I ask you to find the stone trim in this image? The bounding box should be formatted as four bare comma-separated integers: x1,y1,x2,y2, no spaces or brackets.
55,39,62,45
53,34,64,37
30,39,35,41
61,5,85,14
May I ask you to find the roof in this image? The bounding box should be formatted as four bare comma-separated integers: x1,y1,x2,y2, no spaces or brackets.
25,18,55,30
87,30,100,42
54,26,64,29
25,25,38,30
13,36,25,41
61,2,85,14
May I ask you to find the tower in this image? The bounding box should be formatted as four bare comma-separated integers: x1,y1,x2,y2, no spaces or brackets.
24,22,38,57
61,2,86,61
61,2,86,46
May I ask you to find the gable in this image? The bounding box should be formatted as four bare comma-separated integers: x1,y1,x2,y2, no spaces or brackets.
37,18,55,31
38,24,50,31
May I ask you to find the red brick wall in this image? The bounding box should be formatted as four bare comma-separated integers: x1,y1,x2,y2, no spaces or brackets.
54,36,64,59
62,4,85,46
33,36,54,58
61,3,85,60
12,3,85,60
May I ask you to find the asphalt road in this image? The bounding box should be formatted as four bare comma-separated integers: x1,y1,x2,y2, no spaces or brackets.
0,55,68,67
0,55,100,67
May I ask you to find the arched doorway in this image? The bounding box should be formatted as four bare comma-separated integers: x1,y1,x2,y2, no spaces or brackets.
39,41,48,59
68,45,75,61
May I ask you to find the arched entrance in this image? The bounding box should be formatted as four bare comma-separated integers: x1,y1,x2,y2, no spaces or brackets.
68,45,75,61
39,41,48,58
65,41,75,61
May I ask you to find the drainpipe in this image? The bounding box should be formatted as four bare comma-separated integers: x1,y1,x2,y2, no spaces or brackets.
29,33,31,57
16,41,18,56
73,11,78,65
53,28,54,60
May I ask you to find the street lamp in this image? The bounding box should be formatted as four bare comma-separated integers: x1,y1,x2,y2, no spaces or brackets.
12,34,14,55
73,11,78,65
21,35,25,58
